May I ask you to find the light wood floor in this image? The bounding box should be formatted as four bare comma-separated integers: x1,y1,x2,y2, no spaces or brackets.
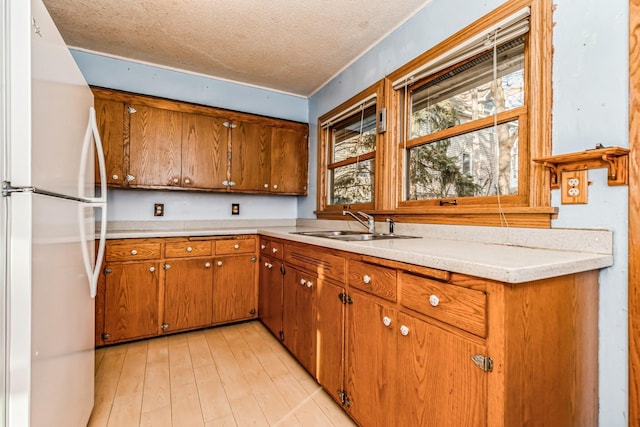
88,321,356,427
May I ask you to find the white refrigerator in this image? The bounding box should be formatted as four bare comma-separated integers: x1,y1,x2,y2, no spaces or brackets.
1,0,107,426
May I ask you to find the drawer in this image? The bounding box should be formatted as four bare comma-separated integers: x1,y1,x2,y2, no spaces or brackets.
165,241,212,258
106,242,161,262
260,238,283,259
284,242,344,283
348,260,397,302
215,238,256,255
400,272,486,337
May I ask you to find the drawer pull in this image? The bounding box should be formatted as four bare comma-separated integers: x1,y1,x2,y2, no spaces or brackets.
112,174,119,180
184,178,191,184
186,246,193,252
131,249,138,255
400,325,410,336
217,261,223,267
363,274,371,284
234,244,240,250
205,262,211,268
382,316,392,327
172,178,179,184
306,280,313,288
300,278,307,286
429,294,440,307
149,266,155,272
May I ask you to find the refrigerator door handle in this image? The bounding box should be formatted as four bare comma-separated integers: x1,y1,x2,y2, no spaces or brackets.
79,201,106,298
79,107,107,203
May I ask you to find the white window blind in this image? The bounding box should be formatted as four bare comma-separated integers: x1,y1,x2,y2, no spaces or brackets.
392,7,530,90
320,93,377,129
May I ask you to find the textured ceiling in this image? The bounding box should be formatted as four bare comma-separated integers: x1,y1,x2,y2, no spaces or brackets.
42,0,431,97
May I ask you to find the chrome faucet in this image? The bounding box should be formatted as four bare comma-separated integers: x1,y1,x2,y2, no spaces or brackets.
343,210,375,233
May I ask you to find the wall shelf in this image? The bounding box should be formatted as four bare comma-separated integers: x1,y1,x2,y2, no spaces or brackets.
533,146,630,189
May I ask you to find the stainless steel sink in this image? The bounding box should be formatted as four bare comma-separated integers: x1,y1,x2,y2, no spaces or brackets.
291,230,418,241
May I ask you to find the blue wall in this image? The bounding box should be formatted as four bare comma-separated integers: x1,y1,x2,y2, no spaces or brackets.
306,0,629,424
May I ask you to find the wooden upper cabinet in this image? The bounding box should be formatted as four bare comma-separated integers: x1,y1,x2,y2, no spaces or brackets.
94,97,125,186
182,113,228,190
128,103,182,187
270,127,308,194
91,88,308,194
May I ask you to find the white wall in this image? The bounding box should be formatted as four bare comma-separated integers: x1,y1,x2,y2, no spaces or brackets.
305,0,629,425
72,50,308,222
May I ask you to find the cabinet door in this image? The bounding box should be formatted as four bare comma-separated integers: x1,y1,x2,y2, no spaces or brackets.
163,258,214,332
94,97,125,186
345,290,396,427
128,104,182,187
230,120,271,191
258,256,284,337
315,278,345,404
212,255,258,323
181,113,228,189
396,313,487,427
282,267,316,376
103,262,159,342
270,127,308,194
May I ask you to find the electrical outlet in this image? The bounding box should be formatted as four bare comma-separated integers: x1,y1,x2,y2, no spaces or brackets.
561,170,588,204
154,203,164,216
231,203,240,215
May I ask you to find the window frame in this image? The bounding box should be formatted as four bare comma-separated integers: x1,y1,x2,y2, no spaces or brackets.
316,80,385,215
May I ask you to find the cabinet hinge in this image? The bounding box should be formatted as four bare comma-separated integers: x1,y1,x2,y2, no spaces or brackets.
279,330,285,341
338,292,353,305
103,267,112,275
128,106,136,114
471,354,493,372
280,265,286,275
250,256,257,262
101,332,111,340
337,390,352,407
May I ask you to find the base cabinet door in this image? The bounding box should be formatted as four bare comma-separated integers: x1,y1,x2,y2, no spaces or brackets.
163,258,214,332
213,255,258,323
259,256,284,337
282,267,316,376
102,262,160,342
396,312,488,427
315,278,345,403
345,290,396,427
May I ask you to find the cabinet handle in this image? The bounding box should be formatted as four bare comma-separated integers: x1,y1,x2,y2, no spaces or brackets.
429,295,440,307
217,261,223,267
184,178,191,184
203,262,210,268
149,266,155,272
222,180,229,186
229,181,236,186
172,178,179,184
234,244,240,250
186,246,193,253
126,174,135,182
382,316,392,327
112,174,119,180
400,325,410,336
131,249,138,255
273,184,278,190
300,278,307,286
363,274,371,284
272,248,278,254
264,183,269,189
306,280,313,288
261,244,266,250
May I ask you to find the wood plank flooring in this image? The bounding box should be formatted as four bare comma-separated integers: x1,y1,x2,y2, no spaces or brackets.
88,321,356,427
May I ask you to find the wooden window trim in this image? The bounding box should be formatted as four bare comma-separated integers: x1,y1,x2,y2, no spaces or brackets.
316,80,385,214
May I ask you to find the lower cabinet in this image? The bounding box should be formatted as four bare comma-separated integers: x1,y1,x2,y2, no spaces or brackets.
282,267,316,376
163,258,214,333
257,238,599,427
101,261,160,342
96,236,258,345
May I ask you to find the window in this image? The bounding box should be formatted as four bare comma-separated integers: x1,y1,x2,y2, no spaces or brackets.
317,82,383,213
404,37,525,202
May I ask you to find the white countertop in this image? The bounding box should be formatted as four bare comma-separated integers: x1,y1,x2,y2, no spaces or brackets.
102,222,613,284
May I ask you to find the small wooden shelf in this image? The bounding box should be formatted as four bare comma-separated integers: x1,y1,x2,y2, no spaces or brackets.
533,147,630,189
